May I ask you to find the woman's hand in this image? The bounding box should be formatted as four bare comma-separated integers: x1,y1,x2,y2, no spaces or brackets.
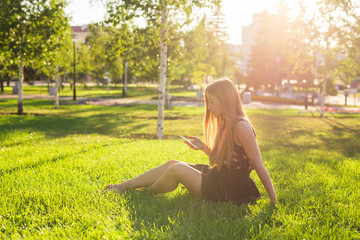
185,136,203,150
270,194,277,207
186,136,211,157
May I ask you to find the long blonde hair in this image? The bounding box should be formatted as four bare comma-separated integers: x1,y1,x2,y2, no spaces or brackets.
204,79,247,169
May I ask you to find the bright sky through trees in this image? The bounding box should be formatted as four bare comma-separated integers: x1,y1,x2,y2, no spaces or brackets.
65,0,316,45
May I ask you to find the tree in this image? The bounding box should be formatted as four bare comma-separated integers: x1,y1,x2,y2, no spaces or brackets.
192,62,216,88
161,21,186,108
208,5,228,42
183,16,209,85
105,23,137,96
0,0,69,114
182,13,234,88
129,25,160,83
104,0,220,139
85,24,128,92
0,50,14,92
333,1,360,106
315,0,355,117
86,25,108,85
77,42,93,88
233,69,246,91
207,4,235,78
285,3,318,109
56,33,73,91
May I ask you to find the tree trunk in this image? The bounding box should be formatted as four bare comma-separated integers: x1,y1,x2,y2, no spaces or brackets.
1,79,3,92
320,79,326,118
18,53,24,115
47,67,50,90
165,79,170,109
122,61,128,97
304,85,308,109
84,73,89,88
345,95,347,106
55,65,59,109
156,0,168,139
73,40,76,101
62,72,66,90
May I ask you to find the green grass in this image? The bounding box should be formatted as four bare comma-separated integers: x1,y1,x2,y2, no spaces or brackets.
0,99,359,239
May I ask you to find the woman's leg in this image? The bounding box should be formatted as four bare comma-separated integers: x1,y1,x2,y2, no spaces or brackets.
146,163,202,197
103,160,181,192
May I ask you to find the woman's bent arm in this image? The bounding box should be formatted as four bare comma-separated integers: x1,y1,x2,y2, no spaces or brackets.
234,122,277,204
252,163,277,204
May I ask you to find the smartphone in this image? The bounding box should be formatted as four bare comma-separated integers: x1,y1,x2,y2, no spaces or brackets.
176,135,199,149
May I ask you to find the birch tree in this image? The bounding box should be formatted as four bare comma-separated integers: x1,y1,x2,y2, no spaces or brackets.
104,0,220,139
0,0,68,114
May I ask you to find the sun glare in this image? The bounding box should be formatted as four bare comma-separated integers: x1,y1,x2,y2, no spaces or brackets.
221,0,317,45
222,0,272,44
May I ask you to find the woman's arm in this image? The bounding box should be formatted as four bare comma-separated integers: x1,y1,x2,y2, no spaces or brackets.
186,136,211,157
234,122,277,205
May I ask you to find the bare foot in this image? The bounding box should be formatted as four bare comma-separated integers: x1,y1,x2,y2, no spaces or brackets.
102,183,127,193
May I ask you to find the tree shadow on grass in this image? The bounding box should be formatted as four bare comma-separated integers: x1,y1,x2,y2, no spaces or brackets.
115,190,275,239
0,115,124,139
259,115,360,158
320,117,360,135
0,105,159,141
0,142,127,177
308,117,360,158
0,149,84,177
0,102,197,144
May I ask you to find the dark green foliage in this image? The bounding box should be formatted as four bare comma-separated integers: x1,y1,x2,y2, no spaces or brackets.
0,0,69,67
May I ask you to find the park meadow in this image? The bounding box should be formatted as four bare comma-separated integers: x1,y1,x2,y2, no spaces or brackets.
0,95,359,239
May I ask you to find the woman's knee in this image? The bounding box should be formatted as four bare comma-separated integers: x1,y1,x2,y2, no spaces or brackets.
165,159,181,167
164,163,185,178
163,163,201,196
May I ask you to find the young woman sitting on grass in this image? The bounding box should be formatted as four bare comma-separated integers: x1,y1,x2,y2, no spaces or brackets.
103,79,277,205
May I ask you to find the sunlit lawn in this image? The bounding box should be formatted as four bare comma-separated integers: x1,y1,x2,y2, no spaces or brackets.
0,99,359,239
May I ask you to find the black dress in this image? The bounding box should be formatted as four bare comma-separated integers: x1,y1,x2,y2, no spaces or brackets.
189,120,260,204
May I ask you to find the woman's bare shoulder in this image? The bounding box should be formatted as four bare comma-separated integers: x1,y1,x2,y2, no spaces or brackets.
234,117,255,141
235,116,251,129
235,119,252,133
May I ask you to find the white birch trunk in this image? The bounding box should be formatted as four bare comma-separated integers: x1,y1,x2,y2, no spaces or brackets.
55,65,59,109
18,53,24,115
156,0,168,139
165,79,170,109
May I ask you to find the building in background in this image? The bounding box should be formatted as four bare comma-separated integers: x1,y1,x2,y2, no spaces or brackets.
240,13,263,75
71,25,90,43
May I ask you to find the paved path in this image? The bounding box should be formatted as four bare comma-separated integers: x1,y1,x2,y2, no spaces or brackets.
1,94,359,113
87,98,322,110
0,93,314,109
